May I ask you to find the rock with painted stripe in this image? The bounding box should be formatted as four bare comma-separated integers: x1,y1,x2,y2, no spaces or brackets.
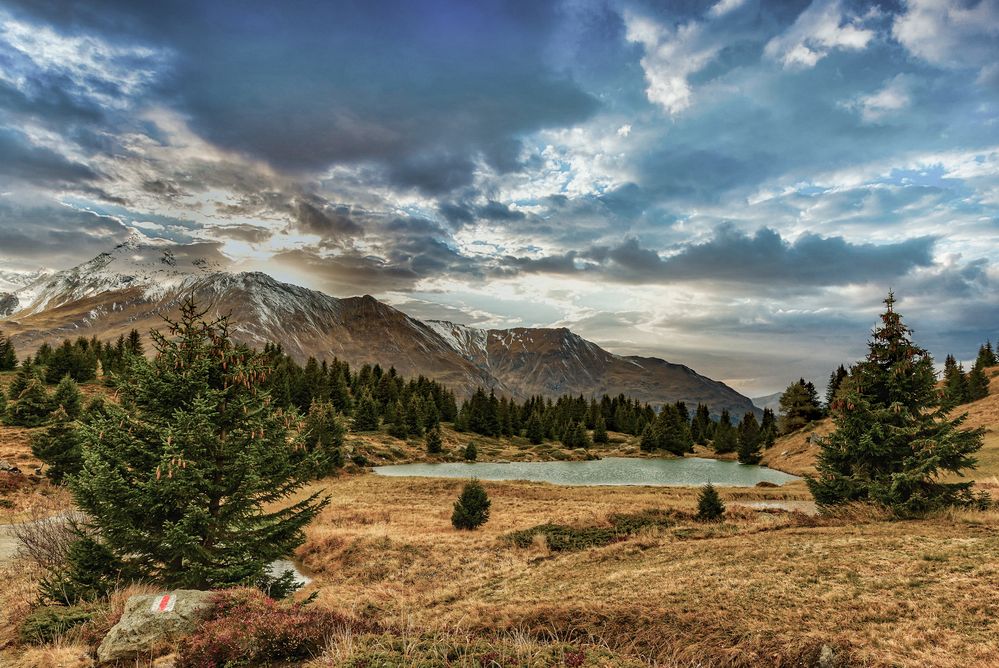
97,590,212,664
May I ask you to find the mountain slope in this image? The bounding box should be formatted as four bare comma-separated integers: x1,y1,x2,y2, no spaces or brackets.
0,238,755,415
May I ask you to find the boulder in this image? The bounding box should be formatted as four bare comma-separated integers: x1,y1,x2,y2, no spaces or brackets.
97,590,212,664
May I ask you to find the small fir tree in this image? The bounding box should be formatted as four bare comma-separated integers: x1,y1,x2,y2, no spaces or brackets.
451,479,490,530
825,365,848,407
760,408,777,448
941,355,970,408
712,409,737,454
351,392,380,431
807,293,984,515
425,424,443,454
696,483,725,521
526,411,545,444
0,332,16,371
737,412,763,464
966,362,989,402
71,300,328,589
778,379,823,434
52,375,82,419
592,414,609,444
463,441,477,461
303,400,347,476
31,406,82,484
6,377,51,427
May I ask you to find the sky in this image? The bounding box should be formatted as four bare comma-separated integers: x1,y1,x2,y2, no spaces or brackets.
0,0,997,396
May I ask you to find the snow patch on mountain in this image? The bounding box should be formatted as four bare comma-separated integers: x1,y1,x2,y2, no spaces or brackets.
426,320,488,360
11,233,226,316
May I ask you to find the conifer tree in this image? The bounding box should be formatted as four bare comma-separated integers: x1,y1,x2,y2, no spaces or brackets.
425,424,443,454
71,300,328,589
592,414,609,444
941,355,970,408
126,329,143,356
778,379,823,434
6,377,51,427
0,332,16,371
0,385,6,421
52,375,82,419
691,403,711,445
712,409,737,454
526,410,544,444
976,341,996,368
387,399,409,440
826,365,848,407
696,483,725,521
967,363,989,402
807,293,984,515
737,412,763,464
31,407,81,484
303,400,346,475
760,408,777,448
451,479,490,530
352,392,378,431
463,441,477,461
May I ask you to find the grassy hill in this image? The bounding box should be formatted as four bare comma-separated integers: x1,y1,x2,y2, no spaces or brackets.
2,371,998,666
761,366,999,484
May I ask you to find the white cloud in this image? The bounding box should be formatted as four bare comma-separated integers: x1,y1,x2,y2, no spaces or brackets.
708,0,748,18
623,11,722,114
844,75,913,123
892,0,999,71
764,0,875,69
0,12,166,109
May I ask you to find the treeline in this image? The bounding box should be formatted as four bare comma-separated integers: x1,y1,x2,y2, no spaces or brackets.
941,342,996,408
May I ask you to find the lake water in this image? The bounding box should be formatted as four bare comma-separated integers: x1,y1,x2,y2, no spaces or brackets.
373,456,798,487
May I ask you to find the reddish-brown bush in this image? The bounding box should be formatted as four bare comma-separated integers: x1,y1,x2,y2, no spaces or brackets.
176,589,368,668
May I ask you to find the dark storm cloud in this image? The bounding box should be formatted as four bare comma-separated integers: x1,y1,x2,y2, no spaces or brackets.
294,200,363,239
0,200,129,265
438,199,526,227
5,0,598,193
270,248,422,295
208,224,273,244
0,127,97,185
498,225,938,287
600,226,937,285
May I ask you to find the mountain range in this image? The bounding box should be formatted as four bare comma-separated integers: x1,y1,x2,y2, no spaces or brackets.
0,235,758,417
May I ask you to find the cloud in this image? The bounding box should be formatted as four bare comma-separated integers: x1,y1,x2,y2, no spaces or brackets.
764,0,875,69
844,74,913,123
0,126,97,185
0,198,129,268
892,0,999,72
499,225,938,288
623,10,722,114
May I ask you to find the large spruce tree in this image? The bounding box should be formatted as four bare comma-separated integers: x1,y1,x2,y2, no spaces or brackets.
71,300,328,589
807,293,983,515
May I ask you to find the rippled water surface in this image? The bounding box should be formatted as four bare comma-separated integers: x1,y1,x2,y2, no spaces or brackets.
373,456,799,487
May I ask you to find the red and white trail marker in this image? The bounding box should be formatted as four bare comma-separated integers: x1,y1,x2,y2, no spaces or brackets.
150,593,176,614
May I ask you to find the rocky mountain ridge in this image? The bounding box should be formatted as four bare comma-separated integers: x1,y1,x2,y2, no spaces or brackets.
1,237,758,416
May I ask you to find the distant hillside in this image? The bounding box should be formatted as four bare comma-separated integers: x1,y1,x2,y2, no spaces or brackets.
751,391,782,413
0,236,758,417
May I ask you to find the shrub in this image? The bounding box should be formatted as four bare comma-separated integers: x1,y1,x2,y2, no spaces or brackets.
40,534,124,605
176,589,365,668
696,484,725,521
425,424,443,454
20,605,94,644
451,479,490,530
506,524,619,552
463,441,477,461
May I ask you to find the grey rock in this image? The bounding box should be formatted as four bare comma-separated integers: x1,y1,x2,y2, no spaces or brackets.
817,644,836,668
97,589,212,664
0,292,17,317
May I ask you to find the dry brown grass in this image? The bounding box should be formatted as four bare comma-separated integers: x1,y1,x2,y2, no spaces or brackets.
290,474,999,668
